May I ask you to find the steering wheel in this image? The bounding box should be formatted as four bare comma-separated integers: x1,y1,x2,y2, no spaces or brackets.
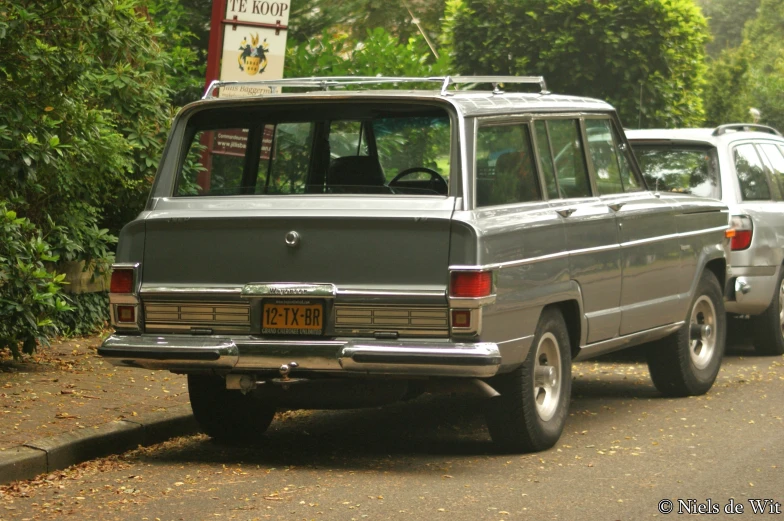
388,167,448,195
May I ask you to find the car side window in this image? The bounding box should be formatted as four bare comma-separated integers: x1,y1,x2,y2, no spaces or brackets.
475,123,541,207
734,144,771,201
585,119,625,195
757,143,784,200
548,119,592,198
534,121,559,199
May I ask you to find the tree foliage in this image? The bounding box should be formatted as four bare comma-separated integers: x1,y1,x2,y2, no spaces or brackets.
446,0,709,128
285,27,449,77
289,0,446,47
702,0,784,129
0,0,187,353
696,0,760,58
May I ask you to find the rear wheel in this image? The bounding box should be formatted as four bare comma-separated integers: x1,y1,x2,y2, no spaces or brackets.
188,374,276,444
647,270,726,396
751,270,784,356
485,307,572,453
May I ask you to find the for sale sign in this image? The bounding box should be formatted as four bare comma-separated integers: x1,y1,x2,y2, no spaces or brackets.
225,0,290,26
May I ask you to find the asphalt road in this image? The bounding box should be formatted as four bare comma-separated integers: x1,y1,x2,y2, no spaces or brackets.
1,340,782,521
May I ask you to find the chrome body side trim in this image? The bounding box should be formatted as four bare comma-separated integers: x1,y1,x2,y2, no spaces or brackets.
572,322,684,361
98,335,501,378
449,224,728,272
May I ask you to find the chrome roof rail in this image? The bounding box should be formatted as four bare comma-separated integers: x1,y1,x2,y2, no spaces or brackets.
713,123,782,137
202,76,549,99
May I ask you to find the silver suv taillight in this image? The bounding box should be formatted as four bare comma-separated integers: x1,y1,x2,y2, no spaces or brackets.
729,215,753,251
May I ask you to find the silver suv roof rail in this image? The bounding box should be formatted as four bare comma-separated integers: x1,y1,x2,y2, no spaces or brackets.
713,123,782,137
202,75,549,100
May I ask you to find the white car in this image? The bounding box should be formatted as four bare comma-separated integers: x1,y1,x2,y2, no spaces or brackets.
629,124,784,356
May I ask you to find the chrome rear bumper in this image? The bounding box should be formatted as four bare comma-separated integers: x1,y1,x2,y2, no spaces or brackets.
98,335,502,378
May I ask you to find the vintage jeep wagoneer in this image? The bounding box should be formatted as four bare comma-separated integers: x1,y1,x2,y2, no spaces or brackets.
99,76,730,452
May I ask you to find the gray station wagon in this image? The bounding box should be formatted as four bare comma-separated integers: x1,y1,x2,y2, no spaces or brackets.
99,76,730,453
629,125,784,356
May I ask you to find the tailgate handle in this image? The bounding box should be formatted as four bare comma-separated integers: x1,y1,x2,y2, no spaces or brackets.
556,208,576,218
608,202,625,212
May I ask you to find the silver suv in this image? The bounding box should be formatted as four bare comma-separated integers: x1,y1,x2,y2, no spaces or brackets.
628,124,784,356
99,76,730,453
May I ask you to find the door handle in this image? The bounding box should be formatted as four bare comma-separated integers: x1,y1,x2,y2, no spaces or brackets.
608,202,625,212
556,208,576,218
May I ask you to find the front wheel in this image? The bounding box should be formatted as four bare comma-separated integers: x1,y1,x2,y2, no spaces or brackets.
188,374,277,444
751,269,784,356
647,270,726,397
485,307,572,453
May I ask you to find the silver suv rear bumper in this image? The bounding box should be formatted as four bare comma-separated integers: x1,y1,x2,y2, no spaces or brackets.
725,265,779,315
98,335,502,378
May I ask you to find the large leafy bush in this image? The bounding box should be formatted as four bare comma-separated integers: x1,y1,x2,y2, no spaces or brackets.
0,1,188,352
0,204,70,359
445,0,709,128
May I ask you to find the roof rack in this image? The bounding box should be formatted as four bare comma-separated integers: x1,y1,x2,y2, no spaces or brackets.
202,75,549,100
713,123,782,137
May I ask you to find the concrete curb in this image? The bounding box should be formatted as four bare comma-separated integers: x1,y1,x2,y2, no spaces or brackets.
0,405,199,485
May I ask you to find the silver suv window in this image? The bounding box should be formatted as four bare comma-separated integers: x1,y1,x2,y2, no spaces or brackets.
734,143,771,201
632,145,720,198
757,143,784,199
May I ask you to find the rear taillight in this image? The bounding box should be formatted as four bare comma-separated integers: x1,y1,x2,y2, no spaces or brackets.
110,269,134,293
108,263,140,330
729,215,753,251
116,305,136,323
450,271,493,298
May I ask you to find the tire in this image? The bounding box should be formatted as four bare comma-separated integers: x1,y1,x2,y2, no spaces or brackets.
646,270,726,397
485,307,572,453
188,374,276,444
750,268,784,356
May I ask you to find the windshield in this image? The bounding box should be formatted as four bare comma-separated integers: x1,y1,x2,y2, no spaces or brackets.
175,102,452,197
631,144,721,199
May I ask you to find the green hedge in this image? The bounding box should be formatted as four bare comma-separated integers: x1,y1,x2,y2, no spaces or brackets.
445,0,709,128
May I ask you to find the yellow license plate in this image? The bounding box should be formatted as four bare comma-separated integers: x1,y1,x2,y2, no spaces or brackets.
262,301,324,334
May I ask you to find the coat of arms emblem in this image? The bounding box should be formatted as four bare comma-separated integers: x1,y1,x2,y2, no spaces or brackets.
238,33,269,76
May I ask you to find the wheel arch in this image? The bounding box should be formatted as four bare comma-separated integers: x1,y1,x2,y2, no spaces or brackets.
544,300,583,360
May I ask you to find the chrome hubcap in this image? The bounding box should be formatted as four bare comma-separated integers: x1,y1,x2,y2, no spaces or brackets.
533,332,562,422
689,295,717,370
778,280,784,337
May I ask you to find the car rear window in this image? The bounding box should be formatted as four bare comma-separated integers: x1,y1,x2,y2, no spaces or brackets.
631,145,720,199
175,103,452,197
